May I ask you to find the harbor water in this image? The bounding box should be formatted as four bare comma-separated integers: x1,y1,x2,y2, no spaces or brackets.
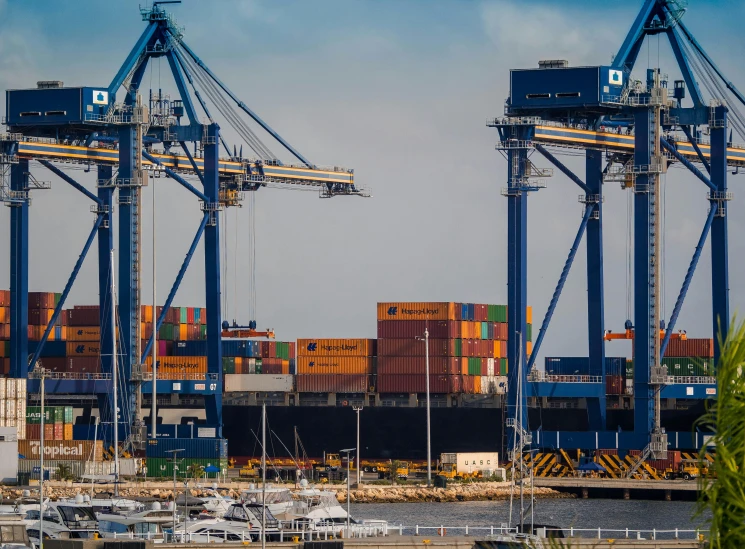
353,500,710,535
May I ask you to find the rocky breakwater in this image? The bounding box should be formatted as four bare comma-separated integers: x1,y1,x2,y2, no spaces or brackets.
333,482,572,503
0,482,242,502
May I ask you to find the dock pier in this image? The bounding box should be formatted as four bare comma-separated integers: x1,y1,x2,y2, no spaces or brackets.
533,478,698,501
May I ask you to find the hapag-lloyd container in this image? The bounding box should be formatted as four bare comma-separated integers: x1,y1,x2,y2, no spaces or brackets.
145,356,207,373
295,374,371,393
297,357,374,375
66,342,100,357
377,302,459,321
297,339,376,357
377,374,453,393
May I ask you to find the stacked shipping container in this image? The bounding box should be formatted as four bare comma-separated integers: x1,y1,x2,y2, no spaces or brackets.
0,378,28,439
376,302,531,395
295,339,376,393
145,437,228,478
25,405,75,441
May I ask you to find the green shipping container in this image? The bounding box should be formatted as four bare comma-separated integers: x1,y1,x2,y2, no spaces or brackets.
497,305,508,323
625,360,634,379
179,308,188,324
662,357,713,377
53,407,64,424
468,357,481,375
145,457,228,479
255,360,262,374
480,322,489,340
500,358,508,376
199,325,207,340
64,406,74,424
276,342,288,360
53,293,62,307
453,339,462,358
27,406,41,424
222,357,235,375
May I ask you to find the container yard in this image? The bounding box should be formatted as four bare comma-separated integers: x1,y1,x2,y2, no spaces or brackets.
0,4,740,538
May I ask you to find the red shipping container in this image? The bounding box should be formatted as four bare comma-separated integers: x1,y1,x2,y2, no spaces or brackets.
606,375,623,395
66,357,101,373
664,338,714,358
68,307,100,326
187,307,195,324
377,356,461,375
448,374,462,393
54,424,64,440
475,304,488,322
376,374,451,393
29,292,54,309
461,375,476,394
28,308,54,326
0,325,9,340
44,424,54,441
26,424,41,440
200,308,207,325
39,357,67,372
596,449,618,456
0,290,9,306
289,342,296,360
262,358,284,374
0,358,8,375
295,374,370,393
378,320,458,340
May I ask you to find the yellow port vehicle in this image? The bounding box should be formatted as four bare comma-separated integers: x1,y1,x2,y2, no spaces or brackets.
663,460,705,481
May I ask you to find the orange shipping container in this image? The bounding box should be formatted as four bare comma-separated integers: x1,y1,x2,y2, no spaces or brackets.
473,375,482,394
145,355,208,373
19,439,104,461
66,341,100,357
526,306,533,325
297,338,375,357
0,307,8,324
63,424,73,441
179,324,188,341
141,305,154,323
67,327,101,341
377,302,457,321
297,356,374,375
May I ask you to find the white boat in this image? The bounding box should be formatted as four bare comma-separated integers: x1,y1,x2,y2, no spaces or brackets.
26,500,98,545
240,485,293,517
194,490,236,518
174,502,282,543
281,483,387,537
97,503,176,542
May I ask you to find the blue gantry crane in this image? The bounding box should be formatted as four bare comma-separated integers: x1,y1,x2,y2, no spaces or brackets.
1,1,366,446
491,0,741,454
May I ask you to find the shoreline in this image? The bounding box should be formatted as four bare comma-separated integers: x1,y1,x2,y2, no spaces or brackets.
0,480,571,504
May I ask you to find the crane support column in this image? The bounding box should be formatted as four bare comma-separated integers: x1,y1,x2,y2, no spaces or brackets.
9,159,29,378
116,124,139,444
709,104,730,365
504,126,532,438
97,165,115,421
586,150,606,430
632,106,655,440
203,124,223,434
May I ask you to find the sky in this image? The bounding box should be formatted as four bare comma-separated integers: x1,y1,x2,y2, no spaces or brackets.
0,0,744,366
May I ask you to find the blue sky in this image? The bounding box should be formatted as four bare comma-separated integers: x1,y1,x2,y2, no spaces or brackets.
0,0,743,362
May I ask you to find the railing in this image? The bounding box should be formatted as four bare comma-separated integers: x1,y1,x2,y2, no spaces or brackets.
543,526,705,541
139,372,219,381
529,372,603,383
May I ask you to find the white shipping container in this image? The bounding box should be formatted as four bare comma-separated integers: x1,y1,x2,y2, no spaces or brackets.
486,358,495,377
0,403,5,422
0,381,6,401
16,419,25,440
224,374,294,393
5,380,16,398
16,399,25,420
4,400,15,421
16,378,26,398
441,452,500,471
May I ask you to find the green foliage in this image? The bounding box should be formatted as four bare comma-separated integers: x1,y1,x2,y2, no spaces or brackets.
187,464,205,479
695,318,745,548
55,463,73,481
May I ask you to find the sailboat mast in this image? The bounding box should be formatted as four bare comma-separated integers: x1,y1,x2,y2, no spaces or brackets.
110,250,120,495
261,404,266,549
151,174,157,439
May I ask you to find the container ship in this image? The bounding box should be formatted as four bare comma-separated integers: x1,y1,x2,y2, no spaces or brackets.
0,291,714,465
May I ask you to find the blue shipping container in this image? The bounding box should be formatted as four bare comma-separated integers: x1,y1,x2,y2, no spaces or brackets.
174,340,259,358
28,340,66,357
145,438,228,459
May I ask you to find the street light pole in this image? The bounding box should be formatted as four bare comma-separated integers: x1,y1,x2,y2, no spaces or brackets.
340,447,355,538
353,406,362,486
165,449,184,542
417,329,432,487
